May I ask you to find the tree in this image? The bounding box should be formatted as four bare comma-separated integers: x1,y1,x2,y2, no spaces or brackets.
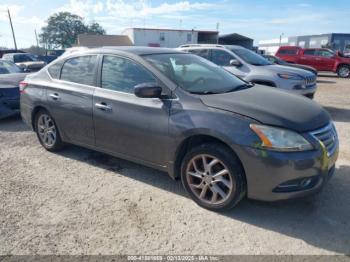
39,12,106,49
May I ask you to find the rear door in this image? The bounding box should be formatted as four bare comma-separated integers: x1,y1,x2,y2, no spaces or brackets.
93,54,171,166
46,55,97,146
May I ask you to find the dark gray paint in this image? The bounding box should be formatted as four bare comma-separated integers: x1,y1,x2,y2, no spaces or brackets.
20,47,339,201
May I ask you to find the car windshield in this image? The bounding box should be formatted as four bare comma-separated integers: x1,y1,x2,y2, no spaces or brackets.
143,53,249,94
0,60,22,74
229,48,272,66
13,54,35,63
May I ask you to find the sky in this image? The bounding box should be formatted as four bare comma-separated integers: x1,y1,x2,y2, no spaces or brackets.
0,0,349,48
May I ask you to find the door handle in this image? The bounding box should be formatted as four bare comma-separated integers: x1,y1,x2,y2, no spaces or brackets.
95,102,112,111
49,93,60,100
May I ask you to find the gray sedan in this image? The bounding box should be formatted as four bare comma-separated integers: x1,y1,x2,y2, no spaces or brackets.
20,47,338,211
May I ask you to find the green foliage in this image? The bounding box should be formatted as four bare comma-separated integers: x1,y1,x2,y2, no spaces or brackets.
39,12,106,49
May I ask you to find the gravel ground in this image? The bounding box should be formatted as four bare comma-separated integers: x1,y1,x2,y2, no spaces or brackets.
0,74,349,255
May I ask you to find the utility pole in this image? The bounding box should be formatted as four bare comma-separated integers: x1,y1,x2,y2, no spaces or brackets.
35,29,39,47
7,9,17,50
279,33,284,46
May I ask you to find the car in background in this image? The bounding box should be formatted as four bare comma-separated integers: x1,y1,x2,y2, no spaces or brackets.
263,54,318,75
0,49,25,58
275,46,350,78
20,47,338,211
0,60,29,119
179,44,317,99
2,53,46,72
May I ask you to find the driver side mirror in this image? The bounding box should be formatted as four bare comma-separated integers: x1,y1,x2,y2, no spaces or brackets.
134,83,162,98
230,59,242,67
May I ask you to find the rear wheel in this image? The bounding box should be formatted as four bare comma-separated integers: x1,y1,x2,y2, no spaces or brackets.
181,143,246,211
337,65,350,78
35,110,64,151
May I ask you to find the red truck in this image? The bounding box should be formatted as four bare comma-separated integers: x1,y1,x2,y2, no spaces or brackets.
276,46,350,78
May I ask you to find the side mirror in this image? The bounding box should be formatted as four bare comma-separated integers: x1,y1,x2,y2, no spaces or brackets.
230,59,242,67
134,82,162,98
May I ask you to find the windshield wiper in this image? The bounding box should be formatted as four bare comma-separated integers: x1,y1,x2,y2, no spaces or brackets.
189,91,220,95
224,83,254,93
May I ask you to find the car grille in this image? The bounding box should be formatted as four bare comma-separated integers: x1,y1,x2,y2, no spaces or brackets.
305,75,317,86
310,123,338,156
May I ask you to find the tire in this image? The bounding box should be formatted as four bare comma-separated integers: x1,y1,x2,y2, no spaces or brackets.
337,65,350,78
181,143,246,211
34,109,64,152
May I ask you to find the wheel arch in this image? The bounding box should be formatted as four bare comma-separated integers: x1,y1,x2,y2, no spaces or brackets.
173,134,246,184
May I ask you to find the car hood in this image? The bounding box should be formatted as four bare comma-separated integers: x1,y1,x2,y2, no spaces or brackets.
285,64,317,74
0,73,28,88
200,85,330,132
261,64,315,77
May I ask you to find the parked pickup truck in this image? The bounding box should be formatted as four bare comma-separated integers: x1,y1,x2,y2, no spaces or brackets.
276,46,350,78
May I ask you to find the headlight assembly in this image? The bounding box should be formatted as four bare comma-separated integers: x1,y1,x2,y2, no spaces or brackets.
250,124,313,152
278,73,303,80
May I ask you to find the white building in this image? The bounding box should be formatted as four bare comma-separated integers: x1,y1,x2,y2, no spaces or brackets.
122,28,218,48
258,37,288,55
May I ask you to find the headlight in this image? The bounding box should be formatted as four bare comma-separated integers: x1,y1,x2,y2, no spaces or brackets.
278,73,303,80
250,124,313,151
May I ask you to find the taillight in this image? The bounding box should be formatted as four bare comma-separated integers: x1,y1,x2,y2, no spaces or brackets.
19,81,28,94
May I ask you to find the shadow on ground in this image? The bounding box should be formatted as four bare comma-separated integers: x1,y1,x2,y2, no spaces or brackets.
317,80,337,84
0,115,30,132
324,106,350,122
57,145,350,254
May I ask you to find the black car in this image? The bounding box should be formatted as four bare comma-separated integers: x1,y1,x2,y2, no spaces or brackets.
0,60,28,119
20,47,338,211
263,54,318,75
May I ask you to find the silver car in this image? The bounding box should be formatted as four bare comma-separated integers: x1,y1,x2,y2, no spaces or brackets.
179,44,317,98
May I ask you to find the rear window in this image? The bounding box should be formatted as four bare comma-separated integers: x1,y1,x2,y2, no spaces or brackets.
60,55,97,86
187,49,210,60
277,49,298,55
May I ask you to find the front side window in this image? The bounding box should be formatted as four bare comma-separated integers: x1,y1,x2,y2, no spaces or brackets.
211,49,234,66
316,49,335,58
144,53,248,94
229,48,272,66
60,55,97,86
101,55,156,93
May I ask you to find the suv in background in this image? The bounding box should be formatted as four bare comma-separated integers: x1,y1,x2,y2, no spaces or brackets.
276,46,350,78
179,44,317,98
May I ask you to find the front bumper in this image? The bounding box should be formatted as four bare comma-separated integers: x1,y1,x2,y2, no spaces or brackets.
234,140,339,201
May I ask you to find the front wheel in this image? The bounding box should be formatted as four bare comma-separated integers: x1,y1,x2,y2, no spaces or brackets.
35,110,64,151
181,143,246,211
337,65,350,78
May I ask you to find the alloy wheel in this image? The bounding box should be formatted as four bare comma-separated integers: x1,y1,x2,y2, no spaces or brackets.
339,66,350,77
185,154,234,205
37,114,57,148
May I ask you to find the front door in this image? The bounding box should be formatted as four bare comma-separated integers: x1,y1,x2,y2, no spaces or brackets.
93,55,171,166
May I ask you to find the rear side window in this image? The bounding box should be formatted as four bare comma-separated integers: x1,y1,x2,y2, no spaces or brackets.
101,55,156,93
188,49,210,60
48,62,63,79
61,55,97,86
304,50,316,56
277,49,297,55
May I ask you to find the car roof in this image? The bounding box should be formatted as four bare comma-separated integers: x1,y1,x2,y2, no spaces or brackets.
86,46,184,56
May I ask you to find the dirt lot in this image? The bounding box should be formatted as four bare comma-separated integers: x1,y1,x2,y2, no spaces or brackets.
1,74,349,255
